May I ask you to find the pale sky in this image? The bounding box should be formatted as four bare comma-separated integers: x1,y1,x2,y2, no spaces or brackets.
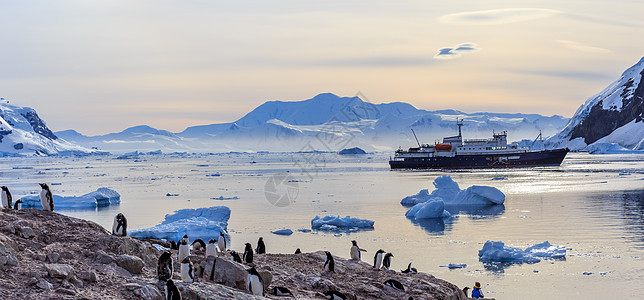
1,0,643,135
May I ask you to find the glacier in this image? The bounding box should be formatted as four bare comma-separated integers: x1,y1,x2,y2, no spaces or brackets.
20,188,120,209
129,206,230,242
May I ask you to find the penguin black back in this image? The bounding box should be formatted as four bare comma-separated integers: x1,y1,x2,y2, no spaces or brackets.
165,279,181,300
256,237,266,254
324,251,335,272
231,250,242,263
271,286,294,296
112,213,128,236
13,199,23,210
243,242,254,263
384,279,405,291
1,186,12,209
383,252,393,269
39,183,54,211
294,248,301,254
157,251,173,281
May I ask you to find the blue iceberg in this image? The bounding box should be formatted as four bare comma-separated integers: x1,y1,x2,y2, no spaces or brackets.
478,240,566,264
311,215,374,231
401,176,505,207
21,188,120,209
405,199,451,219
130,206,230,242
271,229,293,236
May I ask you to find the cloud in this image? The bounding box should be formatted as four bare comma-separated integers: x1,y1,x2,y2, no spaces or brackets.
556,40,611,53
433,43,480,60
438,8,560,25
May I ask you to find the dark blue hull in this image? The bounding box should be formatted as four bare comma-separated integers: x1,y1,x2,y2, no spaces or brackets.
389,148,569,169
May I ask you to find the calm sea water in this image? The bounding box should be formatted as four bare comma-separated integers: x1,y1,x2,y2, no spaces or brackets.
1,152,643,299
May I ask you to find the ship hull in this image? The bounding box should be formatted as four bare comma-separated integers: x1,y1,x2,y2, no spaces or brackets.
389,148,569,169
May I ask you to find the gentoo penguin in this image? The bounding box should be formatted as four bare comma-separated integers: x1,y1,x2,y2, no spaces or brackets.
243,242,254,264
206,239,217,257
373,249,386,270
170,241,178,250
13,199,23,210
230,250,242,263
382,252,393,270
180,257,194,283
256,237,266,254
271,286,294,296
384,279,405,291
181,234,189,244
294,248,302,254
157,251,173,281
246,267,264,296
401,262,418,274
112,213,127,236
1,186,12,210
191,239,206,251
39,183,54,211
324,251,335,272
462,287,470,297
349,240,367,260
165,279,181,300
217,231,226,254
178,239,190,262
323,290,347,300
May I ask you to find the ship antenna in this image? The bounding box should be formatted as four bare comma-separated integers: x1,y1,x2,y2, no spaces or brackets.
456,118,463,138
411,129,421,147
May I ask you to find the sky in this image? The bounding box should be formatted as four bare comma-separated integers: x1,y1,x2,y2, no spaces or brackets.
1,0,643,135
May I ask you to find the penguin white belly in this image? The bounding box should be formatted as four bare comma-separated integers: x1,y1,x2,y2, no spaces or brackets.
1,191,7,208
181,263,193,283
206,244,217,257
39,190,49,210
112,216,118,234
247,274,263,296
178,244,190,262
217,239,225,253
375,253,383,269
350,246,359,260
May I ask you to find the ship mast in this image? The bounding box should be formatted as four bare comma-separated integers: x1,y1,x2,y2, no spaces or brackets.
456,118,463,138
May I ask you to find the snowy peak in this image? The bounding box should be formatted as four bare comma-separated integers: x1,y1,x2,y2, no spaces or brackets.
548,57,644,150
0,98,93,156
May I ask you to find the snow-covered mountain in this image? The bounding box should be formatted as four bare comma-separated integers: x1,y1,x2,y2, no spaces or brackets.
58,93,569,153
0,98,94,156
547,57,644,151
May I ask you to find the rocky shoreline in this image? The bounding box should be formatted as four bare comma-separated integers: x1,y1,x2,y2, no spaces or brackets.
0,209,477,299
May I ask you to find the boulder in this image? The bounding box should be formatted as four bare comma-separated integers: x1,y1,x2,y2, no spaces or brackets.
200,256,247,290
117,255,145,274
182,282,264,300
46,263,74,279
0,238,18,266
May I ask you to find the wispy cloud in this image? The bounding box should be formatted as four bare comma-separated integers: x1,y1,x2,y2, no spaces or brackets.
438,8,560,25
556,40,611,53
434,43,480,60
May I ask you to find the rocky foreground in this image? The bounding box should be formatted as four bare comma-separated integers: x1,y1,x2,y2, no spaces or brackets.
0,209,473,299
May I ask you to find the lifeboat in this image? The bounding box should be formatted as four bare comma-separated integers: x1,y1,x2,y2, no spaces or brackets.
435,144,452,151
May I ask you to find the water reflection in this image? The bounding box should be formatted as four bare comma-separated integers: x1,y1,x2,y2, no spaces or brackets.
407,216,455,235
445,204,505,217
619,189,644,249
406,204,505,234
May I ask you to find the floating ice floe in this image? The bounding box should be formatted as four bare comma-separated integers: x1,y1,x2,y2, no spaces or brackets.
297,228,312,233
21,188,120,209
272,229,293,236
440,263,467,269
129,206,230,242
405,199,451,219
478,240,566,264
311,215,375,231
400,176,505,206
211,196,239,200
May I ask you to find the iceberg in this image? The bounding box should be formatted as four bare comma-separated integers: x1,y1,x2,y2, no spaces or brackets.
311,215,374,231
405,199,451,219
129,206,230,242
271,229,293,236
20,188,120,209
587,143,644,154
401,176,505,207
401,189,434,205
478,240,566,264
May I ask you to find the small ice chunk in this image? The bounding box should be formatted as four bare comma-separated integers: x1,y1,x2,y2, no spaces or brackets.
271,229,293,236
297,228,312,233
311,215,374,230
440,263,467,269
583,272,592,275
166,193,179,197
524,241,567,258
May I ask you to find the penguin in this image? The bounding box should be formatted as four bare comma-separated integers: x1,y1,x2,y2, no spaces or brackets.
13,199,23,210
206,239,217,257
243,242,253,264
349,240,367,260
271,286,294,296
157,251,173,281
112,213,127,236
170,241,178,250
178,239,190,262
165,279,181,300
382,252,393,270
256,237,266,254
401,262,418,274
217,231,226,254
181,234,189,244
39,183,54,211
231,250,242,263
384,279,405,291
373,249,385,270
247,267,264,296
180,257,194,283
323,290,347,300
463,287,470,297
191,239,206,251
294,248,301,254
324,251,335,272
1,186,12,210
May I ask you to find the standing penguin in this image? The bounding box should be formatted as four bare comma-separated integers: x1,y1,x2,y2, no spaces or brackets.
294,248,302,254
350,240,367,260
13,199,23,210
256,237,266,254
1,186,12,210
382,252,393,270
180,257,194,283
373,249,386,270
206,239,217,257
112,213,127,236
181,234,189,244
217,231,226,254
165,279,181,300
39,183,54,211
324,251,335,272
246,267,264,296
157,251,173,281
230,251,242,263
243,242,254,264
178,239,190,262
